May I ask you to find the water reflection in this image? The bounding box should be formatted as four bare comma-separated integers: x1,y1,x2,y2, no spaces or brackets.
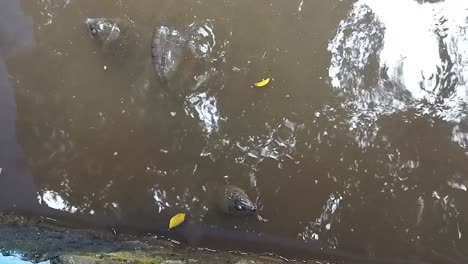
329,0,468,148
185,92,220,134
300,193,342,248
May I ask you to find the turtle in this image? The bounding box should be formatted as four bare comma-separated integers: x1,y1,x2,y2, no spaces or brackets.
151,25,187,84
84,19,245,213
180,183,259,247
86,18,123,43
217,184,258,216
84,17,218,94
84,18,137,57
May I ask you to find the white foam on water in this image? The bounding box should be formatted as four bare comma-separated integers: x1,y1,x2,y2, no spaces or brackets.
0,253,50,264
185,92,220,134
234,119,301,162
152,187,170,213
328,0,468,147
189,20,216,60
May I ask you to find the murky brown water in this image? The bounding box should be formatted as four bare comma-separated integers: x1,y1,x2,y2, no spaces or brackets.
1,0,468,262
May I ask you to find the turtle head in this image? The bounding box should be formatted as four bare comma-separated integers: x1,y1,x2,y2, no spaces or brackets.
85,18,121,41
233,196,257,214
85,18,104,35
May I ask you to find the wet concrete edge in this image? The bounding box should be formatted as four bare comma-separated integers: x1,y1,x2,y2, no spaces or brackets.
0,211,333,264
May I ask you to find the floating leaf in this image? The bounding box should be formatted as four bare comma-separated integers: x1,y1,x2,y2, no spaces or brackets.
168,213,186,230
254,78,270,87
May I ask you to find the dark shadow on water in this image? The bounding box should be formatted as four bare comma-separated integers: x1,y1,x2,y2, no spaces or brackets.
0,0,39,212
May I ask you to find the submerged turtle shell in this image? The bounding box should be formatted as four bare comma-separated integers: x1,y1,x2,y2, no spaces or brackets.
151,26,187,83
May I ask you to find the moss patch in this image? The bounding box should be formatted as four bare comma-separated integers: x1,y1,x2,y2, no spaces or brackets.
107,251,163,264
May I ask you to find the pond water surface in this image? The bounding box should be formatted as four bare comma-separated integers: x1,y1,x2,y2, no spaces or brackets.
1,0,468,263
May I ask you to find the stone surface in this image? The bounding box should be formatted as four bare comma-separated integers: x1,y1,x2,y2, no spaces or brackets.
160,260,185,264
59,255,118,264
235,259,257,264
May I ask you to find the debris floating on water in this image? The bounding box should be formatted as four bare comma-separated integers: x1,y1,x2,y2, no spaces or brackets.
257,214,269,222
254,78,270,87
168,213,186,230
170,239,181,245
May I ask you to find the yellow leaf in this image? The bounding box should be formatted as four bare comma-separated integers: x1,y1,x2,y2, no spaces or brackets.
254,78,270,87
168,213,186,230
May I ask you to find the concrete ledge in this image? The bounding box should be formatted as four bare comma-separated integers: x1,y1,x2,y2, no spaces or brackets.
0,211,329,264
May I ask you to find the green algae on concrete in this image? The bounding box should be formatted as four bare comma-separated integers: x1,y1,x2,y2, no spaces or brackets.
108,251,163,264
